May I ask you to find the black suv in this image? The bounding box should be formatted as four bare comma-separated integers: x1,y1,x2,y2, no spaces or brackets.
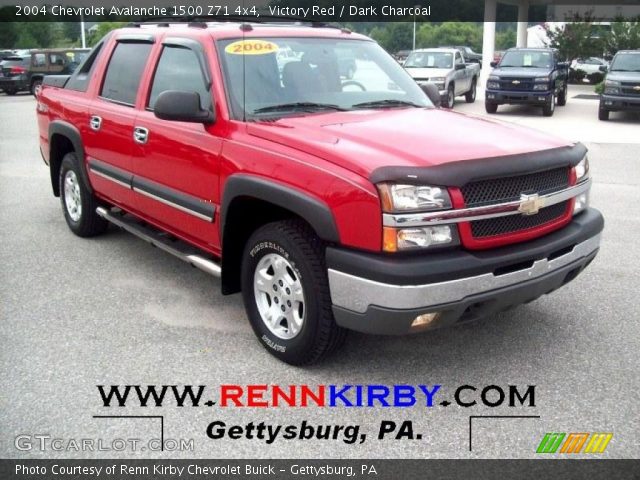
599,50,640,121
485,48,569,117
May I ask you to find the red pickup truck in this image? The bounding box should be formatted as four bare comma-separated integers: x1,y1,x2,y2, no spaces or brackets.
36,21,603,365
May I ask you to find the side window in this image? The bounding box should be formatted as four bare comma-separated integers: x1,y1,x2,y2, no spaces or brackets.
455,52,463,65
66,43,104,92
49,53,65,66
101,42,153,106
32,53,46,67
148,45,210,110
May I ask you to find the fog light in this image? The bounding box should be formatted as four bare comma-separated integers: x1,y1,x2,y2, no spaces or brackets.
573,192,589,214
411,312,440,329
538,97,546,101
487,93,495,99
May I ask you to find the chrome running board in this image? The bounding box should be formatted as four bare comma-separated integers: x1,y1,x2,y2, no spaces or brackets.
96,207,221,277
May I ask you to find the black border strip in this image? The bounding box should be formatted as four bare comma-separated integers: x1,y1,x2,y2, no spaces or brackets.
132,176,215,221
370,143,587,187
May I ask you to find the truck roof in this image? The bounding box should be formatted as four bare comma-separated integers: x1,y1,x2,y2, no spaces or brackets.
411,47,459,54
121,21,368,41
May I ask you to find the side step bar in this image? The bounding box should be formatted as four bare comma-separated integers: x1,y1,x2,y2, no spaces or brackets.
96,207,221,277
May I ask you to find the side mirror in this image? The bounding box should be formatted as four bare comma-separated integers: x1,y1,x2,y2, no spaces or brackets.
421,83,442,108
455,63,466,71
154,90,214,124
599,65,608,73
490,61,498,68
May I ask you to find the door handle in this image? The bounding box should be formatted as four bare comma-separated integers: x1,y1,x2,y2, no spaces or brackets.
133,126,149,144
89,115,102,131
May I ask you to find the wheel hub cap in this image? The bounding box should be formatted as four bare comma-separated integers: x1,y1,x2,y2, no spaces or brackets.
254,253,305,340
64,170,82,222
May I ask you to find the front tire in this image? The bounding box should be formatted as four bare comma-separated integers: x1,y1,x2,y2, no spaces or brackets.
598,106,610,121
485,101,498,114
542,94,556,117
241,220,346,365
444,84,455,109
465,79,477,103
59,152,108,237
31,79,42,97
557,84,567,106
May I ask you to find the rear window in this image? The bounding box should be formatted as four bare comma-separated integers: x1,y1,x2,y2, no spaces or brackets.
100,42,152,105
2,57,29,67
66,44,104,91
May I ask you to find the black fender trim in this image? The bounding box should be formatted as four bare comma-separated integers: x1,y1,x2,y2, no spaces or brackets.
49,120,93,194
370,142,587,187
221,175,340,243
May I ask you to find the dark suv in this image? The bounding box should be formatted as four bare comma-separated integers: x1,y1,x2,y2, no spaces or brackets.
0,48,89,96
599,50,640,121
485,48,569,116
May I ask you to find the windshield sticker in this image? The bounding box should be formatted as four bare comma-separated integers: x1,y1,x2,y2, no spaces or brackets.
225,40,279,55
524,54,532,66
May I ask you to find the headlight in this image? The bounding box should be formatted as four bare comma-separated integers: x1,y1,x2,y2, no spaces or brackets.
377,183,452,212
535,76,550,82
383,225,457,252
429,77,446,86
575,156,589,181
487,81,500,89
604,79,620,95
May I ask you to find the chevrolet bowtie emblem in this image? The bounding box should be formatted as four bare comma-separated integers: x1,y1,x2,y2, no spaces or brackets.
519,193,545,215
512,80,521,84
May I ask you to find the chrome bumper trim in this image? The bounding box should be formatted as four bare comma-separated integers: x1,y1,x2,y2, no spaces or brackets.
328,233,600,314
383,179,591,227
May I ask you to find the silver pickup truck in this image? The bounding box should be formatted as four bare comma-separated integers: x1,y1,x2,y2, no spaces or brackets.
404,48,481,109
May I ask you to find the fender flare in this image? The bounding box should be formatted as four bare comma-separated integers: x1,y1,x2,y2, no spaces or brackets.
221,174,340,244
49,120,93,194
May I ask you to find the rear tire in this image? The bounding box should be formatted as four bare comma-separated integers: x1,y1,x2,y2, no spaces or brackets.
485,101,498,114
31,79,42,97
4,88,17,96
241,220,346,365
465,79,477,103
59,152,108,237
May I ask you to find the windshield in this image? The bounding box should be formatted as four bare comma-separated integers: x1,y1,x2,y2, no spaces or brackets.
404,51,453,69
610,53,640,72
217,37,431,120
500,50,552,68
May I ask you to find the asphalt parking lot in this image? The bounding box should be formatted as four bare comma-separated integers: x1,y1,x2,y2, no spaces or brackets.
1,87,639,459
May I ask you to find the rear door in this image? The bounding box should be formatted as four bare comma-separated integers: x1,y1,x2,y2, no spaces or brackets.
84,36,154,208
454,51,470,94
130,37,222,250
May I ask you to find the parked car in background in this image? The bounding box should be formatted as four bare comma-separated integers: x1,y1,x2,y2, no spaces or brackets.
570,57,608,84
442,45,483,65
0,50,16,61
0,55,31,95
395,49,412,64
0,48,89,96
404,48,480,108
485,47,569,117
599,50,640,121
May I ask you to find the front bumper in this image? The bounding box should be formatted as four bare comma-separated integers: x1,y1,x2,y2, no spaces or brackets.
327,208,603,335
600,94,640,111
486,89,551,104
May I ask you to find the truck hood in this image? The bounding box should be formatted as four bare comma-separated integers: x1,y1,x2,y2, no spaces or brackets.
491,67,550,78
405,67,451,79
247,108,570,180
606,71,640,83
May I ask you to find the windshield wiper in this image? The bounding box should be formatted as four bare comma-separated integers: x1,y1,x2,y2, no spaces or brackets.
252,102,347,114
352,99,423,109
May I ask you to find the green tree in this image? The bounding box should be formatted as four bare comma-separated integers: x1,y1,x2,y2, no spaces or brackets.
544,13,604,62
88,22,127,46
496,29,516,50
604,20,640,55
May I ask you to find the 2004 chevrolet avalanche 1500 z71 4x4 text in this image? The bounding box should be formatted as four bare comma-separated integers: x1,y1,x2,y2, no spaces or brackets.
36,21,603,365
